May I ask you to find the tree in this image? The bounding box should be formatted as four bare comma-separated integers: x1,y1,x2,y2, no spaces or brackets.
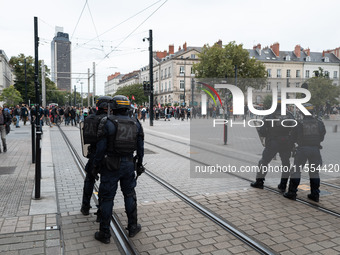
114,84,148,106
263,94,272,110
0,85,23,107
193,41,267,91
305,75,340,112
9,54,60,105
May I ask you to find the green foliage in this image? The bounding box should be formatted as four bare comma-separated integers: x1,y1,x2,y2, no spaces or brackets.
306,76,340,111
193,41,267,91
0,85,23,106
9,53,60,104
263,94,272,110
114,83,148,105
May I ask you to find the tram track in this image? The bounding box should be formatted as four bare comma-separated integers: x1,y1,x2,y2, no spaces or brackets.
145,132,340,218
58,126,139,255
60,125,278,255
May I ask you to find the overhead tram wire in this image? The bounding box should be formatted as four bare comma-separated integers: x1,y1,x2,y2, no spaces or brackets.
96,0,168,66
71,0,88,40
75,0,163,50
86,1,106,56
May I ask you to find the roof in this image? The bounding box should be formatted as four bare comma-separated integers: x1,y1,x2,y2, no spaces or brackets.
248,49,340,64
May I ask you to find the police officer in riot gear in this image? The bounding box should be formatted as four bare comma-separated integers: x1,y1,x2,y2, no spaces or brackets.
284,104,326,201
80,96,113,216
250,100,295,191
94,95,144,244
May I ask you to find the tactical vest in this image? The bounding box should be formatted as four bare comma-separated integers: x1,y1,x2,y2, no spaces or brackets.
83,114,106,144
107,115,138,156
267,112,293,138
299,118,321,146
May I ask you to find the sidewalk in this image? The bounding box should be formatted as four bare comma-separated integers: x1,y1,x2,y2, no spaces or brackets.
0,122,121,254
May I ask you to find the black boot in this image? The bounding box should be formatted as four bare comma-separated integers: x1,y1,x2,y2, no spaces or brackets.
307,194,319,202
250,178,264,189
80,205,92,216
3,145,7,152
94,231,111,244
283,192,297,200
128,224,141,237
277,178,288,193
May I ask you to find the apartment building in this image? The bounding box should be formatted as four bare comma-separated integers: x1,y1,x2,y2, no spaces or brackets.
0,49,13,95
248,43,340,103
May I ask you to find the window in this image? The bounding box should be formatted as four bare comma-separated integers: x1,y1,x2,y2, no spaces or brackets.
161,70,163,79
168,81,171,91
306,56,311,61
285,55,290,61
161,83,163,92
164,68,167,78
296,70,301,78
266,82,271,91
164,82,167,92
267,69,272,78
191,54,196,59
306,70,310,78
165,96,167,103
155,72,158,81
168,67,171,77
180,66,185,74
286,69,291,78
180,80,184,90
277,69,281,78
277,82,281,91
324,57,329,62
295,83,300,88
325,71,329,78
334,71,338,79
191,67,194,74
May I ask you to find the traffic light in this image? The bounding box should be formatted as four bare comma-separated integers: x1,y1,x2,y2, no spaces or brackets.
143,81,151,95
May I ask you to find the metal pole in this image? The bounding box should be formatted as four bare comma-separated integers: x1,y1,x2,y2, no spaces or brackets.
88,68,90,107
81,82,83,107
41,60,46,107
191,78,194,107
25,58,27,104
74,85,76,106
149,29,154,126
34,16,41,199
92,62,95,106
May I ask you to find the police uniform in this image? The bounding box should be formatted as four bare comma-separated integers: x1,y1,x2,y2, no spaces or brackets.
0,107,11,153
80,96,113,216
284,108,326,202
94,95,144,244
251,106,295,191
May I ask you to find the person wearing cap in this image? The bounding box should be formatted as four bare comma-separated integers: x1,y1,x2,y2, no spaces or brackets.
250,98,295,191
284,104,326,202
0,106,12,153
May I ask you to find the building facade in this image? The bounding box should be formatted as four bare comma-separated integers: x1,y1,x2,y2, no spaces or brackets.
51,27,71,92
140,43,201,106
0,49,13,95
104,72,123,95
248,43,340,104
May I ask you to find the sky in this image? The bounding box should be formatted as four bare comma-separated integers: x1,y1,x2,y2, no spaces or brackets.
1,0,340,95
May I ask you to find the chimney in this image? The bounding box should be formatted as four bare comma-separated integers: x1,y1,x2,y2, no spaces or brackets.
303,48,310,56
254,43,261,55
169,44,174,55
183,42,187,51
270,42,280,57
322,51,325,57
216,40,222,48
294,45,301,58
178,46,181,51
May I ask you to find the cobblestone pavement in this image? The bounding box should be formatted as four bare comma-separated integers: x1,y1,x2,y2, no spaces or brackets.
0,123,61,254
1,117,340,254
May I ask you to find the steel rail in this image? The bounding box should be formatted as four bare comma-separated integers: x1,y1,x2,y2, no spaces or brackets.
58,126,139,255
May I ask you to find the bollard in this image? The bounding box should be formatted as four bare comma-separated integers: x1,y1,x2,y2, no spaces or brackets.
333,125,338,133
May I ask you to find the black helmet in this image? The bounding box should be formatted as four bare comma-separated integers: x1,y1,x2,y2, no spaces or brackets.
112,95,131,110
96,96,113,109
